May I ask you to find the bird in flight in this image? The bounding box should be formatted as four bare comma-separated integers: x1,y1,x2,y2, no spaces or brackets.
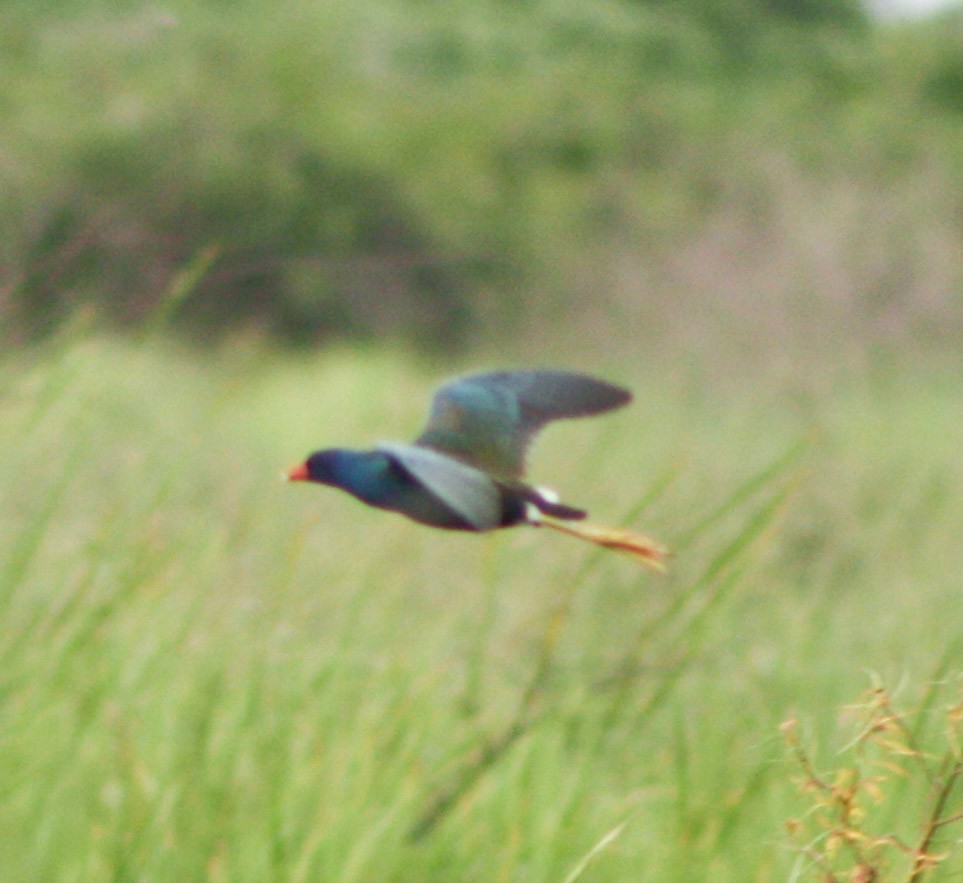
287,370,667,570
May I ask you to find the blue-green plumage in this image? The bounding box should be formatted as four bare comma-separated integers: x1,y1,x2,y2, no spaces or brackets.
303,449,403,509
288,369,643,541
415,370,630,478
301,445,526,530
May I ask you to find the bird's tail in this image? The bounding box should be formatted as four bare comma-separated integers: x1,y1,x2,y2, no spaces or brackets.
536,518,669,572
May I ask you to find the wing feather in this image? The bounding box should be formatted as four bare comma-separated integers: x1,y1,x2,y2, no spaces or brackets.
415,370,631,477
377,443,503,530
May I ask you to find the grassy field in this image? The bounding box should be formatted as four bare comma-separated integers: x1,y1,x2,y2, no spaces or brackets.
2,333,962,881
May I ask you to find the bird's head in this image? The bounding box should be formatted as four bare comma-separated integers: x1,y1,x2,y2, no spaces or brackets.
286,449,346,485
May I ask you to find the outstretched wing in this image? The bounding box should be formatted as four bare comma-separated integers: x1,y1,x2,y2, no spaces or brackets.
377,443,503,530
414,370,631,478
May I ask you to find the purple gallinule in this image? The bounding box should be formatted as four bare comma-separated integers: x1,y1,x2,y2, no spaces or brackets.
288,370,666,569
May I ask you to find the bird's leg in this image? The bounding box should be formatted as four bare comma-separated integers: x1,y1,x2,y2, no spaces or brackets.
532,516,668,571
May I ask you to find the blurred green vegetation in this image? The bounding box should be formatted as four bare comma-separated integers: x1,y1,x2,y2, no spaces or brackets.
2,0,961,352
2,333,962,880
4,5,963,878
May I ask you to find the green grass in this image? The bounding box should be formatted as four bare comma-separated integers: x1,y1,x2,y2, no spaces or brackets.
2,334,962,881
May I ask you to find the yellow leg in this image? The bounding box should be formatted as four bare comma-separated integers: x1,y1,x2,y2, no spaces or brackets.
537,518,669,571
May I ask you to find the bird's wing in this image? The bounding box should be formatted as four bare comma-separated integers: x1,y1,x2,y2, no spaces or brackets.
377,443,504,530
414,370,631,478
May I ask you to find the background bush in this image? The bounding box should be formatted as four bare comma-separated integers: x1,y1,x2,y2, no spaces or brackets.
3,0,961,356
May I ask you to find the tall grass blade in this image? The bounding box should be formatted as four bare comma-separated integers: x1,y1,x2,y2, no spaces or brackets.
559,820,628,883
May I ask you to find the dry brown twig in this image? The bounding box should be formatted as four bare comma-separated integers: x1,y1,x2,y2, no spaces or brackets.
784,683,963,882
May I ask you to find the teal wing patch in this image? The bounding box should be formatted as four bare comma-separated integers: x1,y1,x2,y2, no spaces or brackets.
415,370,631,477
